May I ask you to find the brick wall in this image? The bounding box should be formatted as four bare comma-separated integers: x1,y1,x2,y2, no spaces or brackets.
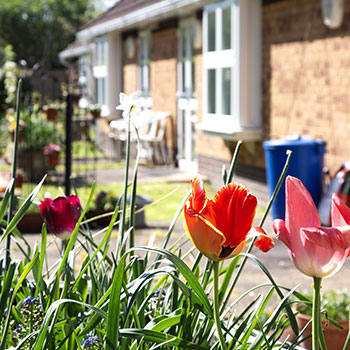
122,37,138,94
150,28,178,162
263,0,350,174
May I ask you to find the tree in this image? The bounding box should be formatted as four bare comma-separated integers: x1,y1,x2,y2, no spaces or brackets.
0,0,97,69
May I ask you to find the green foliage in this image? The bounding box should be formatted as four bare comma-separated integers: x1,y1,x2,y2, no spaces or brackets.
297,289,350,321
20,110,63,150
0,0,96,69
0,95,334,349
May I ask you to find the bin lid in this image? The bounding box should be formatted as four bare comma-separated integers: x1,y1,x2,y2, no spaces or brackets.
263,137,326,150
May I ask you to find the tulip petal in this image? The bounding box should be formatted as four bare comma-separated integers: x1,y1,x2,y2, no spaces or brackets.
223,239,248,260
190,175,207,213
184,206,225,261
273,219,292,250
249,227,275,252
286,176,320,232
332,193,350,226
211,183,257,248
301,226,350,252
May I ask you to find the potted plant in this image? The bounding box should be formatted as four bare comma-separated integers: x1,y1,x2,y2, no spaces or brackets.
44,101,63,122
86,190,119,227
15,168,24,189
7,111,26,143
43,143,61,167
88,104,102,119
296,289,350,350
18,110,63,182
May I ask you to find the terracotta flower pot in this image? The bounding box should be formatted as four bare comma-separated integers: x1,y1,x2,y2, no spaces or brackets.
296,313,349,350
44,151,60,167
46,108,58,121
11,130,24,143
15,175,24,188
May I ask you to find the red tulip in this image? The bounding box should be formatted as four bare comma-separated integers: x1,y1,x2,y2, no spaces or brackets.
39,195,82,240
273,176,350,278
184,175,274,261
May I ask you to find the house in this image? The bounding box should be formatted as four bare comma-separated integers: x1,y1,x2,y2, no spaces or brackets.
60,0,350,188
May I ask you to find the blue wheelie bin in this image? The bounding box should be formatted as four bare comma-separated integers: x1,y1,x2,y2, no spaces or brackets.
263,137,326,220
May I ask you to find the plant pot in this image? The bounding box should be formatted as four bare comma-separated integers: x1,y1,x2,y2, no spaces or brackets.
91,110,101,119
86,209,116,228
15,175,24,188
17,212,44,233
46,108,58,121
18,149,47,183
44,151,60,167
296,313,349,350
11,130,23,143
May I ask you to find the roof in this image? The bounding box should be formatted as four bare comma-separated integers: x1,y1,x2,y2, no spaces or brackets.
77,0,205,40
81,0,161,31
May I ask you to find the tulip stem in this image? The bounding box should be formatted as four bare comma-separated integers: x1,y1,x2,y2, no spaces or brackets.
213,261,227,350
312,277,324,350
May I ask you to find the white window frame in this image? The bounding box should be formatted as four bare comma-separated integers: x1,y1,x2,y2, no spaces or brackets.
138,29,152,108
93,36,108,109
201,0,262,140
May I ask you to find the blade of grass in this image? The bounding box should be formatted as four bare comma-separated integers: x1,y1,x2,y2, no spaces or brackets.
105,255,125,350
225,140,242,185
0,178,14,222
1,175,46,242
5,80,22,270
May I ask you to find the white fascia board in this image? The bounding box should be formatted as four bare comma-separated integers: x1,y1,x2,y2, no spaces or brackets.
59,42,93,61
77,0,206,40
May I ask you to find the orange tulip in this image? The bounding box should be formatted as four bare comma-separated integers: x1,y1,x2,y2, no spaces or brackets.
184,175,274,261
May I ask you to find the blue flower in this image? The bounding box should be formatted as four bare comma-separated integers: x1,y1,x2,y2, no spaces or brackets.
22,296,39,306
153,288,166,299
82,335,100,346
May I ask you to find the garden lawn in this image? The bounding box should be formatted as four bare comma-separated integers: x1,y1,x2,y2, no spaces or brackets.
20,181,217,223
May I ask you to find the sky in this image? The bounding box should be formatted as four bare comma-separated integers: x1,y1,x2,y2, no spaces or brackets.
95,0,117,11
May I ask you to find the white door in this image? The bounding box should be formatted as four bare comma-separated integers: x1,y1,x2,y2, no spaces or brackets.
177,19,198,172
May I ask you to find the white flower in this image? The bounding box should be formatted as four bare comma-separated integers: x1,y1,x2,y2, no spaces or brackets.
116,92,142,119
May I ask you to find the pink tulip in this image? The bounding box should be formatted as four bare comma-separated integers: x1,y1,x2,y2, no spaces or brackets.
273,176,350,278
39,195,82,240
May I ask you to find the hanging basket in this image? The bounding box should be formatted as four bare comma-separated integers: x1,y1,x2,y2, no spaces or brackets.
44,151,60,167
46,108,58,121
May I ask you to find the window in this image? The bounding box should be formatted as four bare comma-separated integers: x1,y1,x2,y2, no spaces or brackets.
202,0,262,139
138,30,152,107
93,37,108,107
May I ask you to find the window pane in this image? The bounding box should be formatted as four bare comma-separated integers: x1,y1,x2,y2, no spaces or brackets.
208,69,216,113
222,67,231,115
222,7,231,50
208,11,216,52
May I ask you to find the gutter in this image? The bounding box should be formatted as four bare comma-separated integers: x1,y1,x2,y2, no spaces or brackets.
59,42,94,65
77,0,206,40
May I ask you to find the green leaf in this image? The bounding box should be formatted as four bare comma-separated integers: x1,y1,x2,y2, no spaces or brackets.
0,178,14,222
119,328,208,349
130,247,213,317
105,255,125,349
1,175,46,242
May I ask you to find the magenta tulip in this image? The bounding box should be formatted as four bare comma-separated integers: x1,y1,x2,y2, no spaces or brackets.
39,195,82,240
273,176,350,278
